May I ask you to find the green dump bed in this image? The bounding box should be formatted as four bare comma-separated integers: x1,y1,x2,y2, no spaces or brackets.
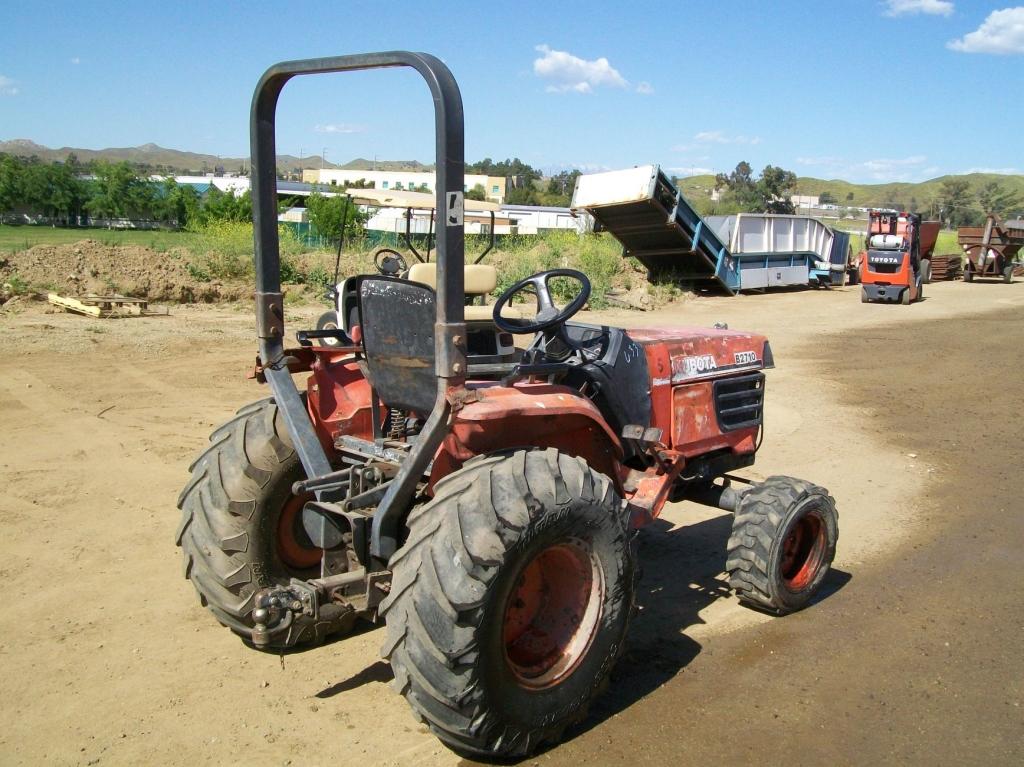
571,165,740,295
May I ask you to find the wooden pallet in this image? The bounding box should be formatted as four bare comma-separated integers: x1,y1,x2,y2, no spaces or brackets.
47,293,165,318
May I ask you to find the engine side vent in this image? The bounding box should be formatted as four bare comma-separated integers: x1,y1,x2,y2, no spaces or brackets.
713,372,765,431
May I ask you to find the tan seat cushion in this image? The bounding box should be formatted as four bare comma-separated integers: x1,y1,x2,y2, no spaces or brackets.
406,263,497,295
405,262,523,322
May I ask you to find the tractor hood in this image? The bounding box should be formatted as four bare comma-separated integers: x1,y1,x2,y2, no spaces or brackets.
628,326,773,384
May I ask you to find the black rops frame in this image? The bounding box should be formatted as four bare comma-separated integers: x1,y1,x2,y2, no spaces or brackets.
250,52,467,565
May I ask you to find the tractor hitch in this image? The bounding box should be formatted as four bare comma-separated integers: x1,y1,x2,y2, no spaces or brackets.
250,569,377,649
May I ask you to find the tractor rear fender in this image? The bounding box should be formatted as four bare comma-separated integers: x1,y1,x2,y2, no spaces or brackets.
431,383,625,491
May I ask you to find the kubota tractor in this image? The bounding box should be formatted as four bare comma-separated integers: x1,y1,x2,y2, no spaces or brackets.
176,52,839,758
859,210,940,304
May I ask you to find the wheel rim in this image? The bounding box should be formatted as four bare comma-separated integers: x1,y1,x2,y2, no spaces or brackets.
779,511,827,592
276,493,322,570
502,538,604,689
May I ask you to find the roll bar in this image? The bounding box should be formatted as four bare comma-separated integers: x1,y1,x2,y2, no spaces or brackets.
249,52,467,563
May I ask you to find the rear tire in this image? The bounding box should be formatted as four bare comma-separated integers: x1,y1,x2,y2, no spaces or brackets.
380,448,636,758
921,259,931,285
860,287,869,303
1003,265,1013,284
726,476,838,615
900,287,911,305
176,398,355,649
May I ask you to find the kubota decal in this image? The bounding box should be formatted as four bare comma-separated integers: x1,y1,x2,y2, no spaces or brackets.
682,354,717,376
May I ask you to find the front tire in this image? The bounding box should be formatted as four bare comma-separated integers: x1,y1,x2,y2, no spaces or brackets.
921,258,931,284
176,399,355,648
379,448,636,758
726,476,838,615
1003,264,1013,284
315,310,342,347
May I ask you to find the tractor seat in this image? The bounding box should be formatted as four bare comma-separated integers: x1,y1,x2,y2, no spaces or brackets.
407,262,522,322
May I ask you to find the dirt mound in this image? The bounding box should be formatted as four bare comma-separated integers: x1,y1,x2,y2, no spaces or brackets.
0,240,251,303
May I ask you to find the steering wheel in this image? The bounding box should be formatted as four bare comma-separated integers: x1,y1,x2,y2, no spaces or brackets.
492,269,591,334
374,248,408,276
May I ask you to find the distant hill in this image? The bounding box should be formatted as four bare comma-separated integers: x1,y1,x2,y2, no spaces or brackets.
0,139,341,174
340,157,434,172
673,171,1024,212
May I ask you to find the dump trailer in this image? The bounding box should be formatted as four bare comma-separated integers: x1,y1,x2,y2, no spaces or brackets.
958,215,1024,283
571,165,740,294
706,214,852,290
859,210,940,304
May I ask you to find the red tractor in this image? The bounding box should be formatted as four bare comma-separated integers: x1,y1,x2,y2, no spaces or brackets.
177,52,839,758
859,210,940,304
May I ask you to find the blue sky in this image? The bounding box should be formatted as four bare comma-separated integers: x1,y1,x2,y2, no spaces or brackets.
1,1,1021,183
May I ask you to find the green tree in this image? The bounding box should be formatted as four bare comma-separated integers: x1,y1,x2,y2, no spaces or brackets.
544,169,581,206
715,161,759,211
466,183,486,201
715,162,797,213
936,178,976,227
756,165,797,213
306,189,367,243
467,157,541,183
505,184,541,205
819,191,837,205
976,181,1022,218
156,178,200,227
0,154,24,220
86,161,156,224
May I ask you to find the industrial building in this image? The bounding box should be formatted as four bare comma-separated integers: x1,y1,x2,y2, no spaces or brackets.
301,168,510,204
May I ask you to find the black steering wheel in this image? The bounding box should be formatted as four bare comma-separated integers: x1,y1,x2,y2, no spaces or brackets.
374,248,408,276
492,269,591,334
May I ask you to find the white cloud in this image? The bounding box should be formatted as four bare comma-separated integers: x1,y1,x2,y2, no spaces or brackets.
636,81,654,95
796,154,938,181
948,7,1024,54
667,166,714,177
796,155,844,166
70,57,81,65
694,130,761,145
533,44,628,93
883,0,954,17
314,123,364,134
962,166,1022,174
0,75,19,96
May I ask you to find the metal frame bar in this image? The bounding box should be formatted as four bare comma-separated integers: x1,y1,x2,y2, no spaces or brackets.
249,51,466,566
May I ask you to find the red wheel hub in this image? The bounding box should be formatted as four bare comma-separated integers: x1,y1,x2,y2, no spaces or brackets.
779,511,827,591
276,493,322,571
502,539,603,689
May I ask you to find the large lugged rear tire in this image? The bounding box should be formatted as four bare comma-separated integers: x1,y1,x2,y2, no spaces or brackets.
726,476,838,615
176,398,354,648
379,448,636,758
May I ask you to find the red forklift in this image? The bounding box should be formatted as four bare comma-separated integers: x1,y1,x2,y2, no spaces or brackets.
859,210,940,304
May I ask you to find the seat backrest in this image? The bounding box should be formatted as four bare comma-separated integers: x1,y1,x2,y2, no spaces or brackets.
407,262,497,295
358,276,437,415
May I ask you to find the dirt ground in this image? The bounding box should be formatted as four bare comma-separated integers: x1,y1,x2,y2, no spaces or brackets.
0,276,1022,766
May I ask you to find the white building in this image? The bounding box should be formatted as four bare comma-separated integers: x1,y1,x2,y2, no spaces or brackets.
790,194,821,209
303,168,509,204
501,205,584,234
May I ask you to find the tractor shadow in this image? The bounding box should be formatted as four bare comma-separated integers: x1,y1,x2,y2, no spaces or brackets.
565,513,850,747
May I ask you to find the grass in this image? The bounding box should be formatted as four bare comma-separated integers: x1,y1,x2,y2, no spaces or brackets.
0,224,186,253
0,222,655,308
